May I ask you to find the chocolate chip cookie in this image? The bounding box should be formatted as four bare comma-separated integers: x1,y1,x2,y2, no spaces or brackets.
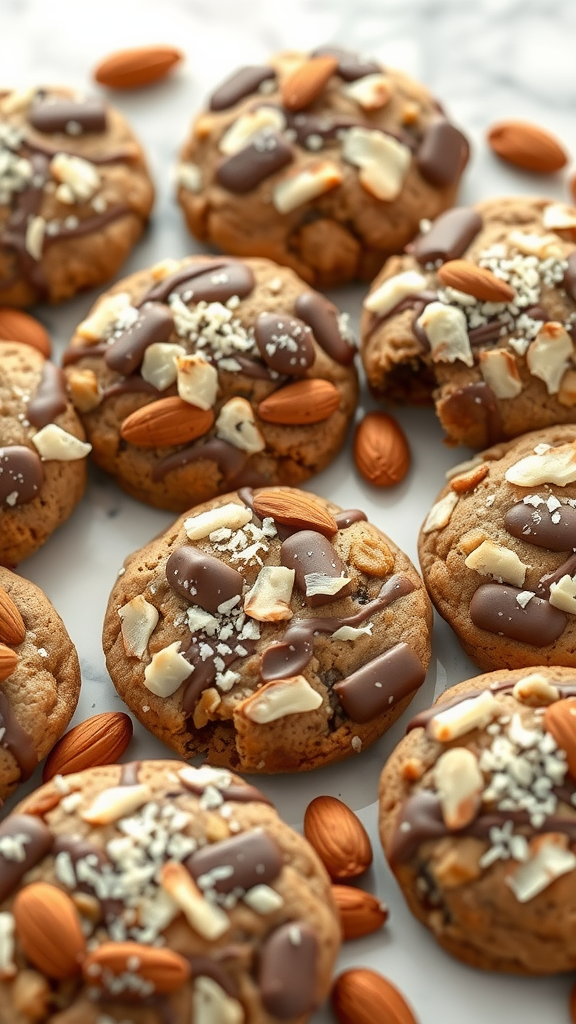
176,47,469,288
0,85,154,306
62,255,358,512
103,487,432,772
379,666,576,973
0,759,340,1022
362,195,576,447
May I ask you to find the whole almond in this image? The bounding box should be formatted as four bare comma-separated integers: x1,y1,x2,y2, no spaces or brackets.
0,587,26,646
253,488,338,537
332,969,418,1024
544,698,576,777
13,883,86,979
353,412,410,487
0,643,18,683
94,45,183,89
258,379,340,424
42,711,133,782
0,308,51,357
120,397,214,448
331,885,388,940
303,795,372,879
281,55,338,112
437,260,516,302
487,120,568,173
82,941,190,994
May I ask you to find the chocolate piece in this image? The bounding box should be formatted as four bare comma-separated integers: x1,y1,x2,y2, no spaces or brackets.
179,770,272,806
140,261,228,305
416,120,469,187
287,111,361,148
181,643,217,712
62,342,108,366
294,291,355,365
563,252,576,303
468,321,503,346
0,815,53,902
28,96,107,134
413,207,483,265
0,445,44,505
171,262,256,304
505,501,576,551
216,133,293,193
537,552,576,597
406,690,483,732
26,362,68,428
186,829,283,894
334,509,368,529
255,312,315,376
312,45,381,81
152,438,248,484
469,583,567,645
0,692,37,781
258,922,319,1019
440,381,502,446
165,546,244,614
187,956,239,998
105,303,174,376
334,642,425,723
103,376,170,400
281,530,352,607
209,66,277,111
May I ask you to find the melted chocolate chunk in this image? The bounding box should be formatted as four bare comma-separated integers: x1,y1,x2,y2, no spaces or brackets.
258,922,319,1019
140,261,227,305
28,96,107,134
468,321,503,346
334,642,426,723
26,362,68,428
105,303,174,376
152,438,248,483
469,583,567,646
62,342,108,366
537,552,576,597
181,643,218,712
255,312,315,376
412,207,483,265
0,692,37,780
165,546,244,614
186,830,283,894
440,381,502,446
334,509,367,529
312,45,381,81
416,120,469,187
171,262,256,304
563,252,576,303
0,445,44,505
209,66,277,111
281,530,352,607
103,376,171,400
216,132,293,193
505,501,576,551
0,815,53,903
180,771,272,805
287,111,361,147
294,291,355,365
187,956,240,998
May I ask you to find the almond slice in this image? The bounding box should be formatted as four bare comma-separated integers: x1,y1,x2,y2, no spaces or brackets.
120,397,214,448
281,55,338,111
252,488,338,537
487,119,568,172
93,45,183,89
0,309,51,357
437,260,515,302
42,712,133,782
258,379,340,424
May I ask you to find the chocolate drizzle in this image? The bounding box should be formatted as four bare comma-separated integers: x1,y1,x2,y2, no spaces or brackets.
179,770,273,805
0,815,53,902
26,361,68,428
0,692,37,781
152,438,248,483
294,291,355,365
537,552,576,597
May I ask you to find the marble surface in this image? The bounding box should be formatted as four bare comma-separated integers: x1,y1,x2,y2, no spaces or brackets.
2,0,576,1020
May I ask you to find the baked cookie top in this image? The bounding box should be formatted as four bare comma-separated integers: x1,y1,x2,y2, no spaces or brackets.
361,195,576,447
0,759,339,1022
0,340,90,564
0,85,154,306
0,566,80,803
176,47,469,288
379,666,576,974
62,255,358,512
103,487,432,772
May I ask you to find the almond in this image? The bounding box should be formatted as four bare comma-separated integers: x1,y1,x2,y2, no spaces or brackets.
331,885,388,940
82,941,190,994
353,412,410,487
13,883,85,979
0,587,26,646
120,397,214,448
93,45,183,89
18,787,65,817
544,698,576,778
258,379,340,424
42,711,133,782
252,488,338,537
332,968,418,1024
450,462,489,493
437,260,515,302
487,120,568,173
281,55,338,112
0,308,51,357
0,643,18,682
303,795,372,880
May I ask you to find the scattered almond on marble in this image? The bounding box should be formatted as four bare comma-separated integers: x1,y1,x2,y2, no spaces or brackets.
437,260,515,302
304,795,372,879
253,488,338,537
281,55,338,111
257,378,340,424
353,412,410,487
0,308,51,357
13,883,85,980
82,941,190,994
331,885,388,940
0,588,26,646
93,45,183,89
487,120,568,173
42,711,133,782
332,968,419,1024
120,397,214,448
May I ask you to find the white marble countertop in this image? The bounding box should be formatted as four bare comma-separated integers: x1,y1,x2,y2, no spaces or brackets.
2,0,576,1020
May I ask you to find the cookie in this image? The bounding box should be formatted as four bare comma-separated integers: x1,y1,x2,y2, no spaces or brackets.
0,565,80,804
0,340,90,564
62,254,358,512
361,195,576,447
0,85,154,306
0,759,340,1022
176,47,469,288
103,486,432,772
379,666,576,974
417,424,576,671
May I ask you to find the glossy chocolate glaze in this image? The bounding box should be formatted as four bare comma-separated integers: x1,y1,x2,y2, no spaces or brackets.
26,361,68,428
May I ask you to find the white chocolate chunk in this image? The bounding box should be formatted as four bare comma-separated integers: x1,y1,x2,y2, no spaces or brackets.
507,834,576,903
25,215,45,260
177,354,218,410
331,624,373,641
343,73,393,110
512,673,560,706
0,87,36,114
342,126,411,200
185,502,252,540
241,675,322,723
527,322,573,395
549,573,576,614
363,269,428,316
143,641,193,697
542,202,576,231
160,861,229,940
193,975,244,1024
31,424,91,461
304,573,351,597
272,161,343,214
505,442,576,487
428,690,499,742
422,491,459,533
141,342,186,390
118,595,159,659
508,230,563,259
51,152,100,202
220,107,286,155
0,913,16,979
77,292,134,341
178,764,233,790
81,784,151,825
479,349,523,399
176,161,203,192
243,884,284,914
215,397,265,454
434,747,483,829
416,301,473,367
464,539,528,587
244,566,295,622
